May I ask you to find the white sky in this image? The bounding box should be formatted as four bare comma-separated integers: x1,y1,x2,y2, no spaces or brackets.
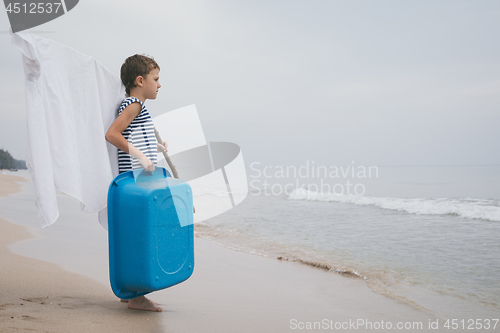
0,0,499,167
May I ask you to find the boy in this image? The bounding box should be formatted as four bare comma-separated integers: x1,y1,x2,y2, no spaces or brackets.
105,54,167,312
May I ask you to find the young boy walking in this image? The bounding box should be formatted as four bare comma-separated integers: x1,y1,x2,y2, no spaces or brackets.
105,54,167,312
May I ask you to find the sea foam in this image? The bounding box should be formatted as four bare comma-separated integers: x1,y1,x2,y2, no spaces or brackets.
288,188,500,222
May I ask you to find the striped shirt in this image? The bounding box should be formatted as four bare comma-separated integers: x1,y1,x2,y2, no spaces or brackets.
117,97,157,173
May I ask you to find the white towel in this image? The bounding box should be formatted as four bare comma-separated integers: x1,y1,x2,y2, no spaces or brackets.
11,32,124,229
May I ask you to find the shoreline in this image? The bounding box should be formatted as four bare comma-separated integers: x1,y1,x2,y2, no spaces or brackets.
0,172,455,332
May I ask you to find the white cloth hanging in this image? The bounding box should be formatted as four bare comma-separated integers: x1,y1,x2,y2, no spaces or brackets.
11,32,123,229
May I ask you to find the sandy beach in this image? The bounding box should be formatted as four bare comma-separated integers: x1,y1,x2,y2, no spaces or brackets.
0,172,454,333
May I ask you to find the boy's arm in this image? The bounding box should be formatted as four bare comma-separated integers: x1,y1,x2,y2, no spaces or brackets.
105,103,155,171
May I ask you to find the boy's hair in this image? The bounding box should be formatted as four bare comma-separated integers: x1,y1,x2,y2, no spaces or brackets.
120,54,160,95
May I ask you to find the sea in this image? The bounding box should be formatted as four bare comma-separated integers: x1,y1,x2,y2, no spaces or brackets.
2,165,499,323
195,164,500,321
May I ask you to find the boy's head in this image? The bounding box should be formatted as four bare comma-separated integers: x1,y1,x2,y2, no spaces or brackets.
121,54,160,96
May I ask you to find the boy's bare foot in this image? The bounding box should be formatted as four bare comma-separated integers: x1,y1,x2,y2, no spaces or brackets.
127,296,163,312
121,298,158,305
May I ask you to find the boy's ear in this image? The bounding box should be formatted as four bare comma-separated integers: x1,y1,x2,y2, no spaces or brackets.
135,75,144,87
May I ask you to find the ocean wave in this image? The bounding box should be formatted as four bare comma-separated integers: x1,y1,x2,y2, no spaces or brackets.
288,188,500,222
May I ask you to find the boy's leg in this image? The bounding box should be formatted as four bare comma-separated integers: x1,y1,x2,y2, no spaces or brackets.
127,296,163,312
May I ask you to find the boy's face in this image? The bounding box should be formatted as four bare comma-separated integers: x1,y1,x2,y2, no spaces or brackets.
142,68,161,100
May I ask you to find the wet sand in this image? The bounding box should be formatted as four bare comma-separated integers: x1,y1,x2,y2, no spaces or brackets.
0,172,454,332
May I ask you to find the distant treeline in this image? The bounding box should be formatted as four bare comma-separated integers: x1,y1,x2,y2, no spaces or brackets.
0,149,27,170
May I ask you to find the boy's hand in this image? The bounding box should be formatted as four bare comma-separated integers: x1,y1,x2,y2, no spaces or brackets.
157,140,168,153
139,155,155,172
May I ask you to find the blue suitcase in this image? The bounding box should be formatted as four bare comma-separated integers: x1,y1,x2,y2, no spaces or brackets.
107,167,194,299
